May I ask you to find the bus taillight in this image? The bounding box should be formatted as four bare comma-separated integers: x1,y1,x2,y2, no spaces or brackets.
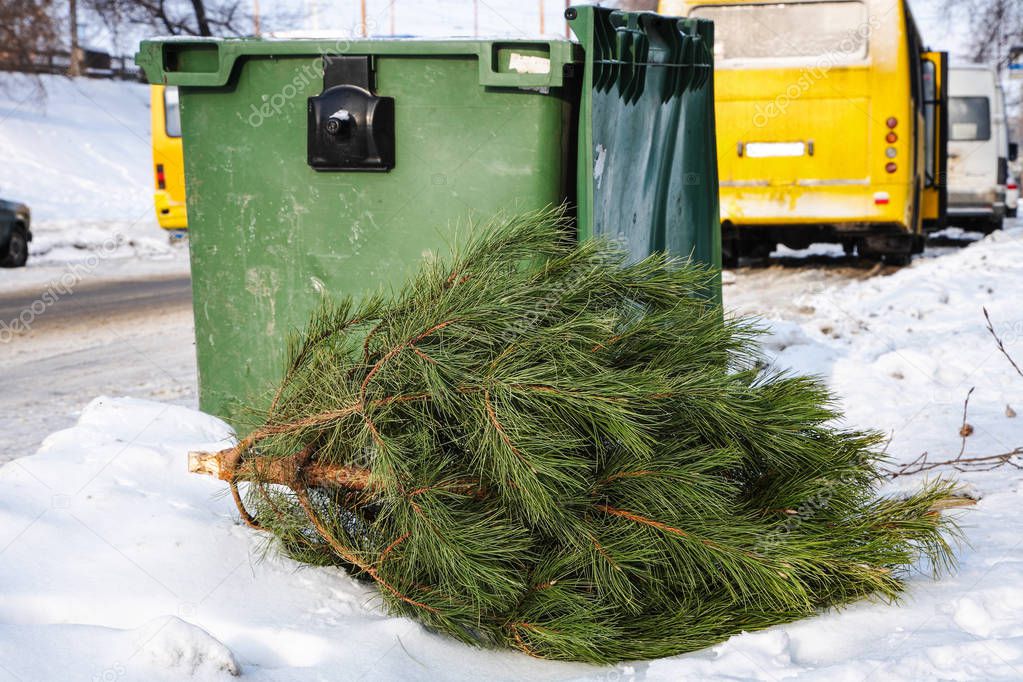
886,117,898,129
156,164,166,190
885,162,898,174
886,132,898,143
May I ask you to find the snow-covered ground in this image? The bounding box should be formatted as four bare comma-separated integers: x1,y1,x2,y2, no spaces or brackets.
2,223,1021,680
0,73,190,290
2,35,1021,680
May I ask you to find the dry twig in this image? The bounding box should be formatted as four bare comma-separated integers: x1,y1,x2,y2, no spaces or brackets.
983,307,1023,379
886,387,1022,477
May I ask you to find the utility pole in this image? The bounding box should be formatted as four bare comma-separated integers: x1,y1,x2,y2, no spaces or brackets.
253,0,261,35
360,0,367,37
538,0,545,34
68,0,82,76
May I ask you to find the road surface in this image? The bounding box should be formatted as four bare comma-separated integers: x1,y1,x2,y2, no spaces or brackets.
0,275,197,463
0,232,984,465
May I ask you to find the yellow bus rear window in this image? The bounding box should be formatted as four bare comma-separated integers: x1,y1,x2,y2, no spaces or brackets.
164,86,182,138
690,1,868,63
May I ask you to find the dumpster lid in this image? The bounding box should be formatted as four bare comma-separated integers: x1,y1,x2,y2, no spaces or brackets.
135,36,579,89
566,5,717,271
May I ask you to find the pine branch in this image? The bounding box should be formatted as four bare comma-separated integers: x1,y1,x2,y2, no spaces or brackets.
194,208,964,663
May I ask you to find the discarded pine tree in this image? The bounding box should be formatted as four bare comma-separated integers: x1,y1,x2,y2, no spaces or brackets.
195,209,961,663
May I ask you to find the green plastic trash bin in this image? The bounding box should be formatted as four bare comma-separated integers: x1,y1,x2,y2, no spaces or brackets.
135,5,720,426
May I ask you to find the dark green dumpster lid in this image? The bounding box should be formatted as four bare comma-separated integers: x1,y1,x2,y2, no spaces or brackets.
566,6,720,277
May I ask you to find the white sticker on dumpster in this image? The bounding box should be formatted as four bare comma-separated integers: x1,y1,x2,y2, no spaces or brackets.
508,53,551,75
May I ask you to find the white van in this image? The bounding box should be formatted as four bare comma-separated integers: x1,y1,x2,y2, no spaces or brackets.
947,65,1008,232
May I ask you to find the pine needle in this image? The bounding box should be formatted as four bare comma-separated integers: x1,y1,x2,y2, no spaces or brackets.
224,207,963,663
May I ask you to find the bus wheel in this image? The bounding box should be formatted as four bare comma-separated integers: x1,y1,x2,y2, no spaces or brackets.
721,238,739,268
882,252,911,266
860,234,913,266
745,240,773,261
985,215,1003,233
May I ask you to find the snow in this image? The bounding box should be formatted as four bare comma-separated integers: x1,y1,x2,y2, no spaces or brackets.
0,73,189,289
744,227,1023,466
0,0,1016,676
0,617,240,680
2,224,1023,680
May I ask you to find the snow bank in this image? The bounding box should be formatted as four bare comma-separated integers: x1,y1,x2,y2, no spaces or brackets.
760,225,1023,467
1,228,1022,680
0,73,181,272
0,398,599,680
0,73,152,222
0,617,239,681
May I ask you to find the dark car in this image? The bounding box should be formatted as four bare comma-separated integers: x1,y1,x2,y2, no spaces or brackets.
0,199,31,268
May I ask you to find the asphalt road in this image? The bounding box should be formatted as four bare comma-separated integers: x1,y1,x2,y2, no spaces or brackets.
0,274,193,335
0,232,982,465
1,274,198,464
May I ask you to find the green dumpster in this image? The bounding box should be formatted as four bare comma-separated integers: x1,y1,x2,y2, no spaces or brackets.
135,6,720,427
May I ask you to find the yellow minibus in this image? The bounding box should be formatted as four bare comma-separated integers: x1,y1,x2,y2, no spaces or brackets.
660,0,948,264
150,84,188,231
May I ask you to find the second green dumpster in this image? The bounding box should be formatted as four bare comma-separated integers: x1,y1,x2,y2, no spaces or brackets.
134,5,720,427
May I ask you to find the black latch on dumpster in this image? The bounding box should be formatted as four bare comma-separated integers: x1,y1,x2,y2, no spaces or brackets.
308,56,395,171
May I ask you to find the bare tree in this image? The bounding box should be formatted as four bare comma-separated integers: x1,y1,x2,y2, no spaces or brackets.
85,0,249,37
0,0,62,69
943,0,1022,67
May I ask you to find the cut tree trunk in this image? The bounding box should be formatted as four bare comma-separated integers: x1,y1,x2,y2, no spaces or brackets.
189,449,373,490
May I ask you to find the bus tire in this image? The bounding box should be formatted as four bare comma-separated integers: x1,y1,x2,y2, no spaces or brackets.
882,252,911,266
721,240,739,268
1008,207,1017,218
720,223,739,268
985,215,1003,233
745,240,773,261
860,234,913,266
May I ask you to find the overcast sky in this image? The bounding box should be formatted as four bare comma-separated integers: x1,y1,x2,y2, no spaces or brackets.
80,0,969,54
76,0,1014,119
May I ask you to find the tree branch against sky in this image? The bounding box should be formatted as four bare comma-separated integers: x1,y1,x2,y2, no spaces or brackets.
940,0,1022,67
84,0,250,38
0,0,61,65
